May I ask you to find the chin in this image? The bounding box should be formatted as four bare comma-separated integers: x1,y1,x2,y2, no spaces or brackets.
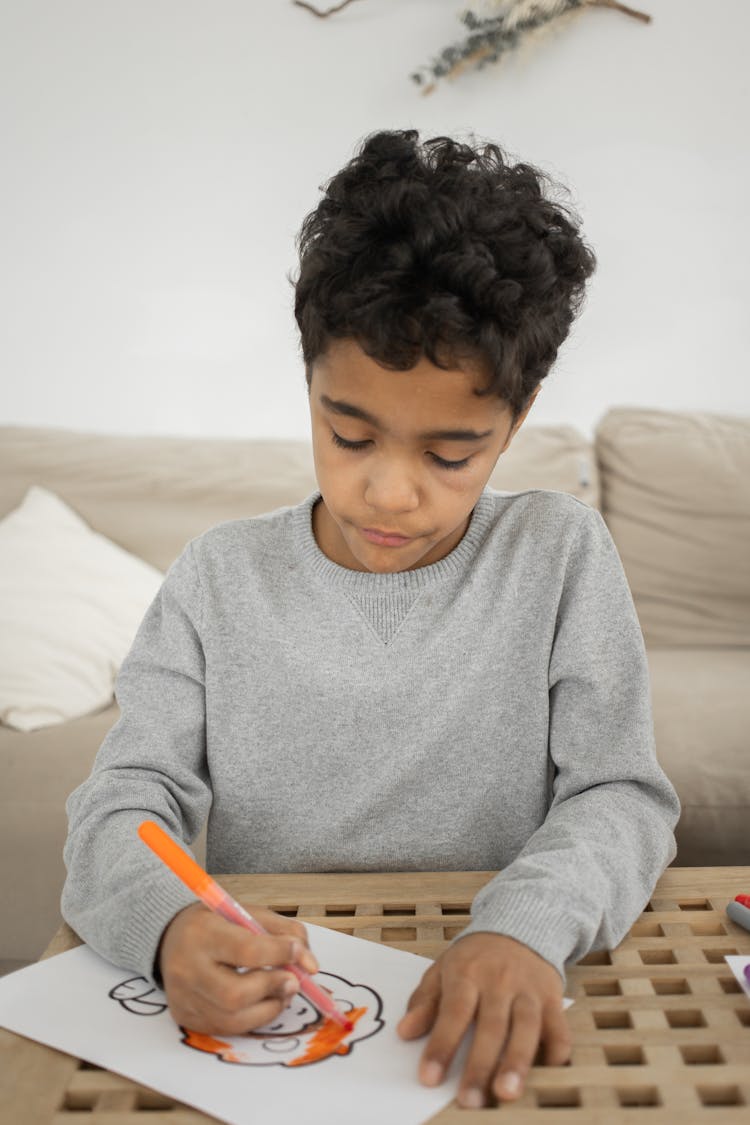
347,545,402,573
366,551,423,575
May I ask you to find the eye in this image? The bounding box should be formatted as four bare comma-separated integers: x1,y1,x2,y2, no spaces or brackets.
331,428,471,470
331,430,370,452
430,453,472,471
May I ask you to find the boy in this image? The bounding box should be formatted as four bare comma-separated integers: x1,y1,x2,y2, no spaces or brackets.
62,129,679,1109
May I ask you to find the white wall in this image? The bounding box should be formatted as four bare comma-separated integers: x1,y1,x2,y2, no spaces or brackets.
2,0,748,442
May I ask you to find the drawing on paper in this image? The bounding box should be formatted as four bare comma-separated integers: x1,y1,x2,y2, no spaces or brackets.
109,971,384,1068
109,977,168,1016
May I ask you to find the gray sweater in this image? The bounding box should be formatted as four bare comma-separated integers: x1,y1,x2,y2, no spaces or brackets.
62,489,679,982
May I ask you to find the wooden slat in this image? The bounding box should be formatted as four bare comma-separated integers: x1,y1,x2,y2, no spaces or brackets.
354,901,383,942
2,865,749,1123
0,1029,79,1125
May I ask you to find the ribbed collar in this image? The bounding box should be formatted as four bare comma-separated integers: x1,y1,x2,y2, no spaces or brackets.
293,490,497,593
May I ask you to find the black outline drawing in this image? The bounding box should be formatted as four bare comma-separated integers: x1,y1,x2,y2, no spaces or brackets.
108,970,385,1068
180,972,385,1067
108,976,168,1016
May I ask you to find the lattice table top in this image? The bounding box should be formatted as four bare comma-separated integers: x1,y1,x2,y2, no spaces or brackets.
2,866,749,1123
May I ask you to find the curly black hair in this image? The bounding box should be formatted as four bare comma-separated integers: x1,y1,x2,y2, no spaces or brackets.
292,129,596,423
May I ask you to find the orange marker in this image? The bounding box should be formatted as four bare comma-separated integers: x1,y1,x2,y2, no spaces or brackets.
138,820,353,1032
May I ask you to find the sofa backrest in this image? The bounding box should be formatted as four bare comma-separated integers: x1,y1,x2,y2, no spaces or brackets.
4,412,746,647
0,423,599,574
490,422,598,509
595,407,750,648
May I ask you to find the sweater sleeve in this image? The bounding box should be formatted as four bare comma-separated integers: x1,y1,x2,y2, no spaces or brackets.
458,505,680,980
61,542,211,981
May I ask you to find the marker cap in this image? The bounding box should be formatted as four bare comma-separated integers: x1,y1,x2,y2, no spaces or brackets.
726,899,750,934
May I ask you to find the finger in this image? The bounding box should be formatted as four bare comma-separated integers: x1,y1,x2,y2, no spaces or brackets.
397,989,440,1040
492,994,542,1102
182,992,294,1038
167,963,296,1034
542,1002,572,1067
252,914,319,975
200,964,301,1016
419,980,479,1088
194,908,317,975
397,969,441,1040
455,992,512,1109
216,929,312,974
250,907,317,964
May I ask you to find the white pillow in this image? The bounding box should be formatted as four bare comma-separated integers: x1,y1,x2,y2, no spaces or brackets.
0,486,164,732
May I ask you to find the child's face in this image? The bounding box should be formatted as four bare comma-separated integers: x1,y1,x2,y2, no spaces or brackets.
308,338,536,573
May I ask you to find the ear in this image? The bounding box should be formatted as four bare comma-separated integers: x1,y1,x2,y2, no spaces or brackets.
499,386,541,455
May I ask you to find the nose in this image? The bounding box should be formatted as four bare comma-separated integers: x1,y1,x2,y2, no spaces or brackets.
363,458,420,514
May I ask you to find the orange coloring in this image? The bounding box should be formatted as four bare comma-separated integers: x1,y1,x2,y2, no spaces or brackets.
182,1028,244,1064
289,1006,367,1066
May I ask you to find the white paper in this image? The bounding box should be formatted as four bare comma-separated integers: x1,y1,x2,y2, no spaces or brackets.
0,925,466,1125
0,925,575,1124
725,954,750,999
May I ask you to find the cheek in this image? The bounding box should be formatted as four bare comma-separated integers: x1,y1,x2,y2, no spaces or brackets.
312,431,338,479
439,471,485,504
313,448,356,511
318,450,350,489
436,476,492,527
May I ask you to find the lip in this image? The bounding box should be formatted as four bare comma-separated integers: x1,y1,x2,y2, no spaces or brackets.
360,527,414,547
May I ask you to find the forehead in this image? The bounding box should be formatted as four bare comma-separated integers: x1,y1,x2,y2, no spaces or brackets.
313,338,508,431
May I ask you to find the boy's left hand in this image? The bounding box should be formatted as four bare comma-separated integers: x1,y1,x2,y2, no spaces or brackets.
397,932,571,1108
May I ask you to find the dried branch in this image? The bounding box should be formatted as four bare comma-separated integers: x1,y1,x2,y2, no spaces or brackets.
412,0,652,90
293,0,363,17
290,0,653,90
590,0,651,22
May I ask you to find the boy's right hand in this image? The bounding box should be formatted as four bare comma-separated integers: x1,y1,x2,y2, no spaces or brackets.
157,902,319,1035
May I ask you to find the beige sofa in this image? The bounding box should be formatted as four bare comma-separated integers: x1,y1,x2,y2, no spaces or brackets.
1,407,748,970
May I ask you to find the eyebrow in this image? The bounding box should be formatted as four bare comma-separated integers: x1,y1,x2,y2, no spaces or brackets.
319,395,494,442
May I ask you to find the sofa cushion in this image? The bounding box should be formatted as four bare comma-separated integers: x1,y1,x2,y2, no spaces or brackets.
0,427,320,573
0,486,163,731
488,422,599,509
648,647,750,866
0,703,119,961
0,422,598,575
595,407,750,646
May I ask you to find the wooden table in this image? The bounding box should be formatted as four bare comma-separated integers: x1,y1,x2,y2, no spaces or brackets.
2,867,750,1123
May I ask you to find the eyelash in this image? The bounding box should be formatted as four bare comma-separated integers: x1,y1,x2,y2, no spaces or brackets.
330,430,471,471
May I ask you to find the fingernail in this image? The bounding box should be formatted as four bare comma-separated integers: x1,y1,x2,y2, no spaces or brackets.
301,951,318,974
460,1088,484,1109
283,976,300,997
421,1060,443,1086
498,1071,521,1098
